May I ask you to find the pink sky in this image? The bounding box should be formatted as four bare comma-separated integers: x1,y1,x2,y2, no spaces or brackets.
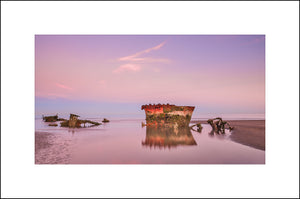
35,35,265,115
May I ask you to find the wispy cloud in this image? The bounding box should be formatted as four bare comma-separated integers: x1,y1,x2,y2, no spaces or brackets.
56,83,73,90
119,41,166,62
113,41,169,73
113,64,141,73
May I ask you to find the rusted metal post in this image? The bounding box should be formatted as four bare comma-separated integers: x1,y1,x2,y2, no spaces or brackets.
69,114,80,128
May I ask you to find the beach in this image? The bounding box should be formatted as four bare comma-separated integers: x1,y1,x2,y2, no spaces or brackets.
191,120,265,151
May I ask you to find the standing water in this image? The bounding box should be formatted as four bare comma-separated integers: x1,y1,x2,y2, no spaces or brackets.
35,117,265,164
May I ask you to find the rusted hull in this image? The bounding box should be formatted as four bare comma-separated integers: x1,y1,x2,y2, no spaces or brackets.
141,104,195,127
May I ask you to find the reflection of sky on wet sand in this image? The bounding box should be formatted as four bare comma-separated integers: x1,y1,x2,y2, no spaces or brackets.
35,119,265,164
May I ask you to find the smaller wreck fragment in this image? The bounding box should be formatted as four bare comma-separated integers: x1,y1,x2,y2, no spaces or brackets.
48,123,58,127
43,114,66,122
42,113,101,128
60,114,101,128
43,115,58,122
207,117,234,134
69,114,80,128
102,118,110,123
190,123,203,133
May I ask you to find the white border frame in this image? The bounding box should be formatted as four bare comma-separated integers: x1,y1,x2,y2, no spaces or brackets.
1,1,299,198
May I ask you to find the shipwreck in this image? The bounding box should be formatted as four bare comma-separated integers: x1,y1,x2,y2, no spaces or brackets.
43,113,101,128
141,104,195,127
42,114,66,122
60,114,101,128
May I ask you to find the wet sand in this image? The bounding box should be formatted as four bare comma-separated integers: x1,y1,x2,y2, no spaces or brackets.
191,120,265,151
35,132,54,154
35,132,54,164
35,131,72,164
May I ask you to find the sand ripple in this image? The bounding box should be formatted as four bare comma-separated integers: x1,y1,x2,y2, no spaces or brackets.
35,132,75,164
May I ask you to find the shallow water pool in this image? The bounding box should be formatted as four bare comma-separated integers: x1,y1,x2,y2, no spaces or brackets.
35,118,265,164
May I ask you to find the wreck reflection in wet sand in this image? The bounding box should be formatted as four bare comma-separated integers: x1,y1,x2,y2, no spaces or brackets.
35,118,265,164
142,126,197,149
